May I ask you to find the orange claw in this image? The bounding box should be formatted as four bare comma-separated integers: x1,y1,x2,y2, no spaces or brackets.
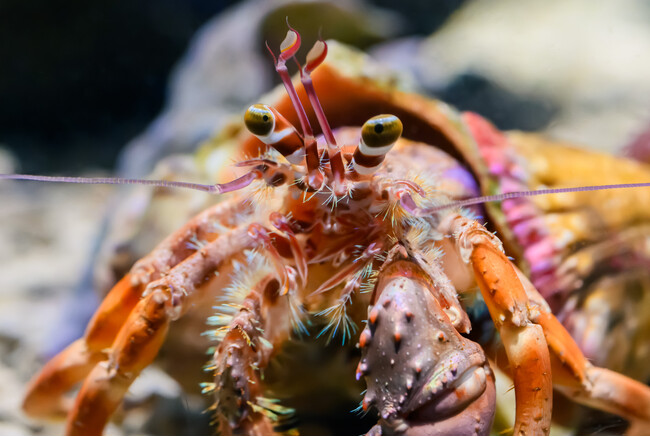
470,243,552,435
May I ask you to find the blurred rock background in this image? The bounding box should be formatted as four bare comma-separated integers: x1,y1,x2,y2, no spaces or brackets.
1,0,649,434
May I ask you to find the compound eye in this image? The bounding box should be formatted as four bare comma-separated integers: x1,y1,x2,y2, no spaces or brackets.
244,104,275,136
361,115,403,149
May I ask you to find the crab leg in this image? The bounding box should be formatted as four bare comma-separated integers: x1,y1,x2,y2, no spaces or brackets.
207,275,295,435
516,269,650,432
64,224,265,435
441,214,553,435
22,339,106,419
129,197,253,285
22,198,252,420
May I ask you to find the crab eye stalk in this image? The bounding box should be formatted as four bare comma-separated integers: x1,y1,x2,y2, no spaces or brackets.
244,104,275,136
353,115,403,175
244,104,306,165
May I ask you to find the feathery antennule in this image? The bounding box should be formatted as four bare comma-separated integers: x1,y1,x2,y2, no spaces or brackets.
315,279,359,345
315,242,384,343
267,26,326,190
310,242,382,296
267,30,312,139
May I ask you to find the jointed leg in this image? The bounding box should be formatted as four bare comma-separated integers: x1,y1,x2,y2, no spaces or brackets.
22,275,141,419
516,268,650,432
64,224,260,435
441,214,552,435
208,276,295,435
447,212,650,435
22,198,252,420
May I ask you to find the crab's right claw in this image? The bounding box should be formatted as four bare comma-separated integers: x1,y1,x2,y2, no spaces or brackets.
358,260,496,435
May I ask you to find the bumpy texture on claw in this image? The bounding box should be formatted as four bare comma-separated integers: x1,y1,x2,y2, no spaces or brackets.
360,260,495,436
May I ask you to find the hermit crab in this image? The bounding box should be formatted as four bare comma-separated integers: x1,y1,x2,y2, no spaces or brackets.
9,29,650,435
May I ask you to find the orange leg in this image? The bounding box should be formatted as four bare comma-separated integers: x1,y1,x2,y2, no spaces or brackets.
517,258,650,432
128,197,253,285
442,214,552,435
64,224,259,435
538,307,650,432
22,339,103,419
22,275,142,419
23,198,252,420
67,291,170,435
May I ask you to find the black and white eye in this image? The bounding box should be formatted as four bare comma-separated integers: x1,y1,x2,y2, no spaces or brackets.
244,104,275,136
361,115,403,149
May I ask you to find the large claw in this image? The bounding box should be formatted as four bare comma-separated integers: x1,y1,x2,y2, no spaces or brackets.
359,261,495,435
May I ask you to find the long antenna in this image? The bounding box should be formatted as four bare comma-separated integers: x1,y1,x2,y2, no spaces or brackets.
400,182,650,215
0,171,263,195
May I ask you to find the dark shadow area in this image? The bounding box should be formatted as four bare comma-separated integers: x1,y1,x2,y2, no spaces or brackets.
0,0,236,173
